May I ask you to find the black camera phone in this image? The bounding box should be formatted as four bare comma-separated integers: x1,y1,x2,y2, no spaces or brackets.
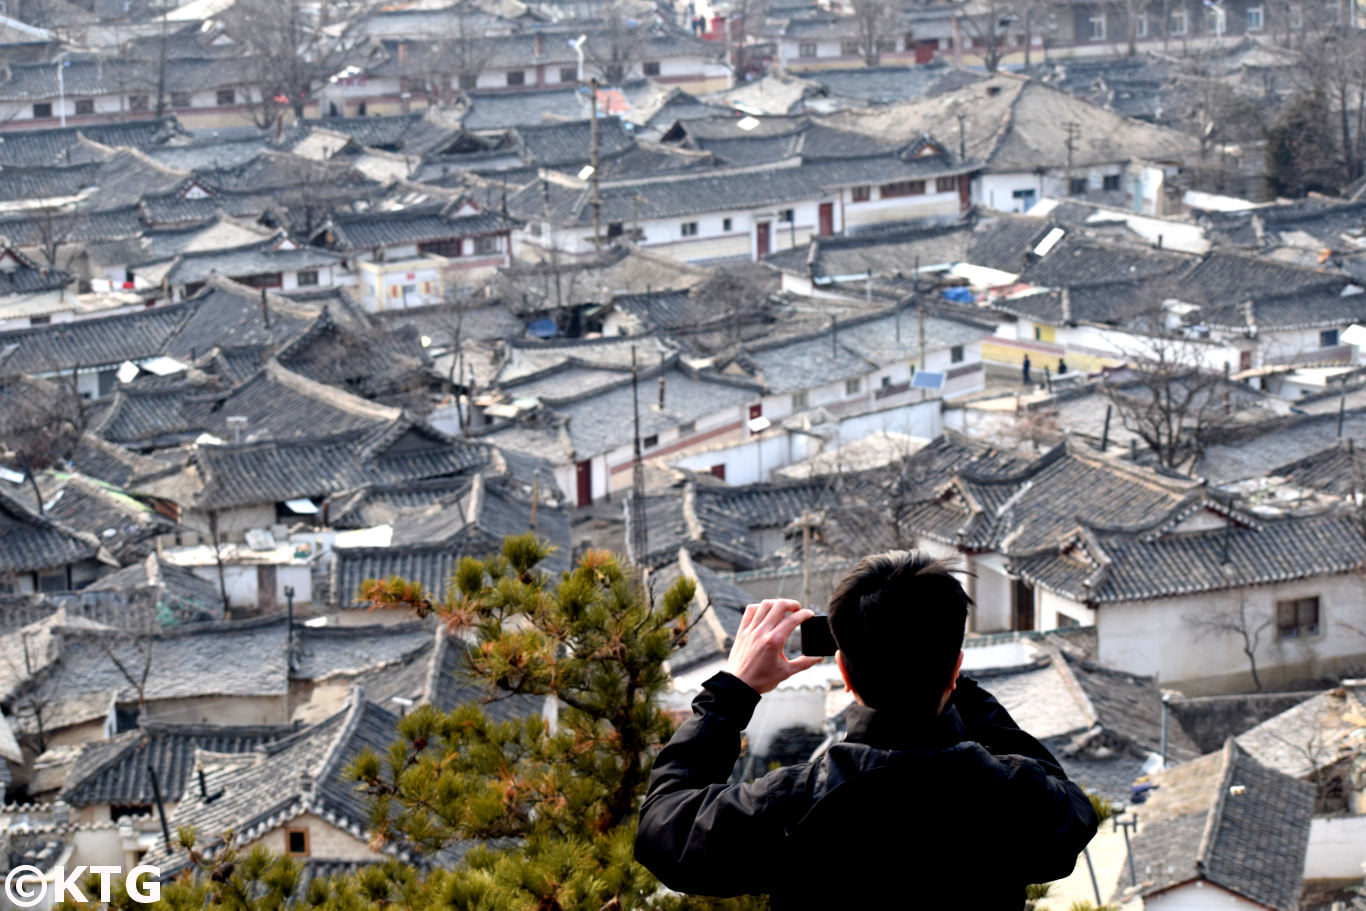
799,615,838,657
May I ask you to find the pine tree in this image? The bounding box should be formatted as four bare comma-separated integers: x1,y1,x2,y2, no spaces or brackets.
142,535,767,911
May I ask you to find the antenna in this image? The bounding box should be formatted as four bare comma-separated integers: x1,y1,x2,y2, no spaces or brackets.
629,346,647,560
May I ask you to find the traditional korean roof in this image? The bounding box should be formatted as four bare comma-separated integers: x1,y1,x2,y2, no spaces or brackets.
0,487,102,575
625,484,760,571
1013,506,1366,604
37,473,175,564
68,434,175,489
195,421,487,510
1234,683,1366,781
0,118,185,168
0,303,189,375
1269,440,1366,499
649,550,751,674
1114,739,1313,911
60,721,298,808
149,694,410,873
317,205,515,251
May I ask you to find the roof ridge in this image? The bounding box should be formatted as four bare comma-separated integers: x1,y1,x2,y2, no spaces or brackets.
259,361,403,421
1195,738,1240,876
314,686,369,786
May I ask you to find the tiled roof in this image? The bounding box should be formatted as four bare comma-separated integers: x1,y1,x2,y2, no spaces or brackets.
84,554,226,620
38,473,175,564
61,721,298,808
1115,739,1313,911
325,476,474,529
904,439,1198,553
1014,507,1366,603
196,421,487,510
150,695,408,873
1269,440,1366,498
650,552,751,674
625,484,760,570
966,216,1059,274
0,486,101,574
1195,409,1366,485
293,621,436,682
332,544,467,608
1234,683,1366,781
320,207,515,251
0,302,189,374
201,362,402,443
0,118,184,167
68,433,174,488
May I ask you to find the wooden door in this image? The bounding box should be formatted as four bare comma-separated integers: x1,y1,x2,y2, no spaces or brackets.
575,460,592,507
710,463,726,480
756,221,771,257
818,202,834,236
1012,578,1035,631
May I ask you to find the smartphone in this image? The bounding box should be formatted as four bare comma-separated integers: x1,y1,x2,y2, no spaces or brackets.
799,615,838,657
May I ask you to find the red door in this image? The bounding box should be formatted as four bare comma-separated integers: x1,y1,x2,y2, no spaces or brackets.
957,174,971,213
710,464,726,480
818,202,834,236
575,460,592,507
756,221,770,257
914,39,938,63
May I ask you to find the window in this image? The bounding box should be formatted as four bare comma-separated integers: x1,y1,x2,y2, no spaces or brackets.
1170,8,1187,33
419,239,463,257
1069,177,1088,196
1321,328,1340,347
607,221,623,238
285,828,310,856
1246,5,1263,29
216,88,235,106
459,73,478,89
1012,188,1036,210
296,269,319,287
779,208,794,223
880,375,892,389
1056,613,1080,629
1088,11,1106,39
841,38,859,55
129,94,149,111
1135,12,1148,36
643,61,661,76
880,180,926,198
507,70,526,86
170,90,191,107
473,235,500,254
32,102,51,118
722,217,733,232
1102,173,1122,192
1289,4,1303,27
1276,596,1319,638
29,314,50,326
845,378,861,395
642,434,658,448
681,221,698,237
799,41,818,57
950,345,965,363
239,272,283,288
876,37,896,51
791,390,808,410
678,419,696,434
75,98,94,115
559,66,577,82
935,176,957,193
851,185,871,202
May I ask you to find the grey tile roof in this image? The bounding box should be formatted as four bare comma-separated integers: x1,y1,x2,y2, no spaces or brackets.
10,616,291,735
38,473,175,564
294,112,428,152
199,362,403,444
332,543,467,608
319,206,516,251
649,553,751,674
966,215,1059,274
625,484,760,570
1195,410,1366,485
150,695,408,873
1234,683,1366,781
769,220,977,280
196,421,488,510
83,554,226,620
1014,506,1366,604
0,206,147,248
0,300,189,374
1014,234,1192,288
0,117,185,167
905,439,1198,553
0,56,255,103
1269,440,1366,498
806,63,978,105
1116,740,1313,911
0,486,101,575
133,240,344,287
68,433,175,488
60,721,298,808
275,310,433,404
325,476,474,529
293,621,436,681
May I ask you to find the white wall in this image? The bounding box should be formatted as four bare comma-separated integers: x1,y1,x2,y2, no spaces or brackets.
1095,573,1366,690
973,552,1014,633
1305,815,1366,880
1143,880,1268,911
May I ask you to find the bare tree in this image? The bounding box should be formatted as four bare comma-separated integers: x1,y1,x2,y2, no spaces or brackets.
0,373,85,513
1187,589,1272,691
96,627,157,712
851,0,899,65
1301,28,1366,185
1101,332,1232,472
727,0,766,77
585,3,647,82
221,0,379,125
1111,0,1153,55
959,0,1019,72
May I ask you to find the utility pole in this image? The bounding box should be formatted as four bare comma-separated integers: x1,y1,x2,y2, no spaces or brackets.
629,346,647,560
1063,121,1081,194
589,77,602,251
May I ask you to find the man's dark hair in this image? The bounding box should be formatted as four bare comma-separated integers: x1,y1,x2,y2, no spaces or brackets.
826,551,971,714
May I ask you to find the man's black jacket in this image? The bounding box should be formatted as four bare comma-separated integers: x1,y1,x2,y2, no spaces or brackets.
635,672,1099,909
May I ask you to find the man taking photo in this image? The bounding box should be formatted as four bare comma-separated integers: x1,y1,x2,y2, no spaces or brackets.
635,551,1100,908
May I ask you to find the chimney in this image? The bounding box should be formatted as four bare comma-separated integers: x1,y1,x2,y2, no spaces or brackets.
260,287,270,328
1156,234,1164,250
658,374,666,409
830,315,837,356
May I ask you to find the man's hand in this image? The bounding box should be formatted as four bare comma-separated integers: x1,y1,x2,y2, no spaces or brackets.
726,599,822,695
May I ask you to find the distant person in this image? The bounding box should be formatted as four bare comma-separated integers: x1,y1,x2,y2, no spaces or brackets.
1022,353,1032,384
635,552,1099,909
1057,357,1068,375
